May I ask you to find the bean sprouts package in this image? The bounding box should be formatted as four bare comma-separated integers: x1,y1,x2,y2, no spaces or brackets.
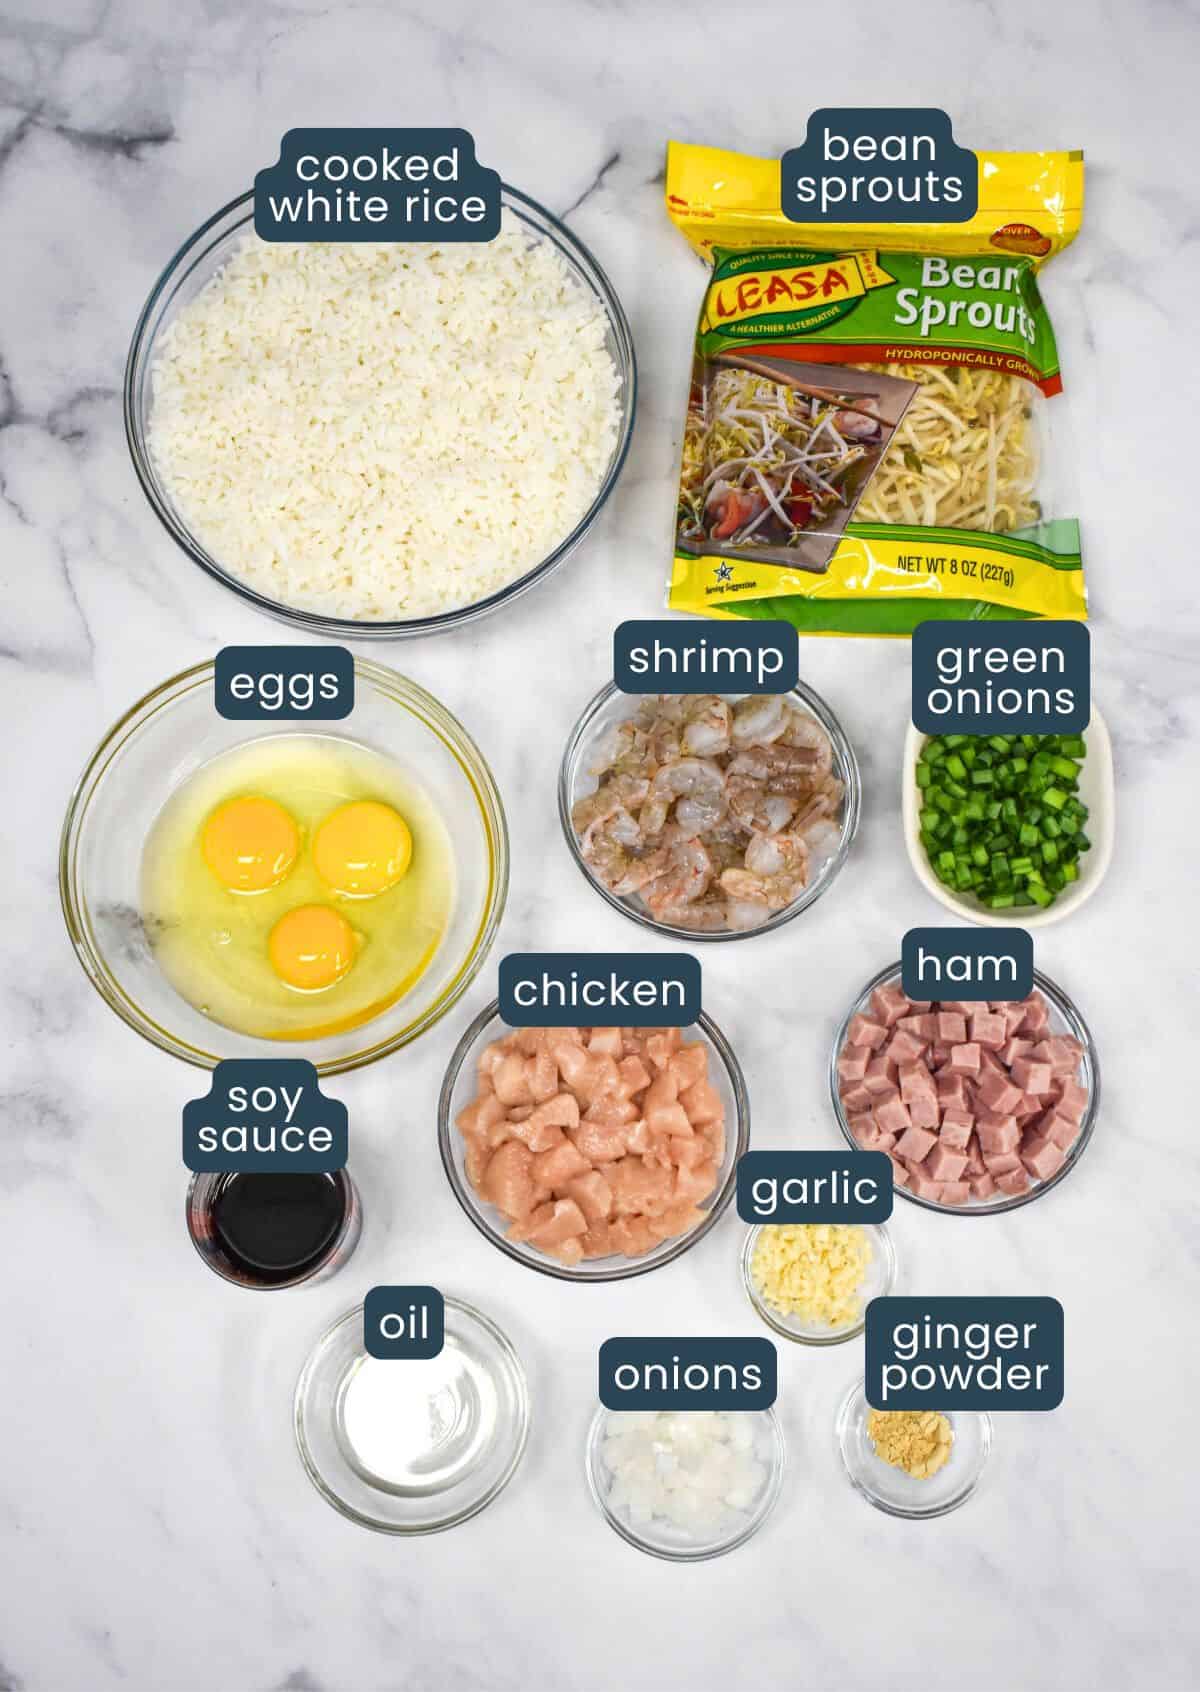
665,142,1086,636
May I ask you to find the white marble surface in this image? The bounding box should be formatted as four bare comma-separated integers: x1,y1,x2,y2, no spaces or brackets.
2,1,1198,1688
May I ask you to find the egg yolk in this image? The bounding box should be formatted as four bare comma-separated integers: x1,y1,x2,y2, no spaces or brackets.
201,796,300,893
268,905,358,991
312,801,413,897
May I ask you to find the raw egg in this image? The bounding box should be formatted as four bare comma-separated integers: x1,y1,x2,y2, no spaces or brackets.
202,795,300,893
313,800,412,897
268,904,358,991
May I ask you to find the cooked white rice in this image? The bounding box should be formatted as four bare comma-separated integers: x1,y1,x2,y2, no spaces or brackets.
147,217,622,620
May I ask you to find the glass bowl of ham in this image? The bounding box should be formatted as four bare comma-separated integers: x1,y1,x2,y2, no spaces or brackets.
559,683,861,941
830,962,1099,1216
438,1006,750,1280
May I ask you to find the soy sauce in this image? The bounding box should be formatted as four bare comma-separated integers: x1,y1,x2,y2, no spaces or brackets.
211,1171,347,1286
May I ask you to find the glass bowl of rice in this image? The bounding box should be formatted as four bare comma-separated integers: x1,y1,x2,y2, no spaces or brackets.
125,186,636,637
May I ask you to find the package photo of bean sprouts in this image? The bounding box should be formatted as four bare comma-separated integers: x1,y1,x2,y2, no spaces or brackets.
666,142,1086,636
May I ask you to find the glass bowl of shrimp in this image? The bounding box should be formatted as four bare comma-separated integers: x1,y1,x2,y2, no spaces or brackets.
558,682,861,941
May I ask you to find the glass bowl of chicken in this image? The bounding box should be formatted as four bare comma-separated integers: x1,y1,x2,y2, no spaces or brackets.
558,683,861,939
438,1006,749,1280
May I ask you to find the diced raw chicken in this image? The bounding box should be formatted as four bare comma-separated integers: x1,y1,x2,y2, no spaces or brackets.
566,1170,614,1222
483,1141,536,1220
619,1055,652,1095
669,1045,709,1089
679,1078,723,1124
571,1120,631,1163
494,1053,534,1106
509,1198,587,1248
532,1138,592,1192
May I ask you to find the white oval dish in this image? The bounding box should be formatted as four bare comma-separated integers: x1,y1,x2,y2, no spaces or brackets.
901,709,1114,929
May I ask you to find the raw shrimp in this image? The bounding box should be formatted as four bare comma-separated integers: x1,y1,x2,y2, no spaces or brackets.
730,694,787,747
570,692,846,933
682,696,732,757
642,836,714,916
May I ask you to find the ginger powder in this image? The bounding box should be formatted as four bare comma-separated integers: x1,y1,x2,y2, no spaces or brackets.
867,1409,954,1480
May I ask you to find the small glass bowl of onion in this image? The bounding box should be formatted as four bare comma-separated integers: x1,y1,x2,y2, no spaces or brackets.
585,1406,785,1560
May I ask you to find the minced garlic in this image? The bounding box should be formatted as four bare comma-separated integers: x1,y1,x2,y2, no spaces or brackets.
867,1409,954,1479
750,1224,872,1328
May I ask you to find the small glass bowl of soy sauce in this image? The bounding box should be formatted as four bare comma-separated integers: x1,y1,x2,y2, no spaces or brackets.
186,1169,362,1289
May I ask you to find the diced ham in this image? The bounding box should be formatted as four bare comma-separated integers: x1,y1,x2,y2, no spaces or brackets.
1021,1134,1066,1182
837,1046,870,1084
875,1096,913,1135
894,1125,936,1162
1056,1078,1089,1125
1011,1057,1052,1095
936,1011,967,1044
849,1112,879,1148
983,1149,1022,1175
837,986,1093,1211
886,1029,927,1066
925,1142,968,1181
870,982,912,1026
862,1057,897,1095
939,1107,974,1150
970,1010,1007,1049
908,1094,941,1130
1041,1112,1080,1151
887,1154,911,1188
976,1113,1020,1155
847,1014,887,1050
976,1067,1024,1116
999,1036,1034,1067
936,1073,968,1110
898,1060,937,1104
907,1168,945,1202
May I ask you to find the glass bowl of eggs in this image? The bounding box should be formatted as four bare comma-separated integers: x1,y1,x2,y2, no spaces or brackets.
59,659,508,1072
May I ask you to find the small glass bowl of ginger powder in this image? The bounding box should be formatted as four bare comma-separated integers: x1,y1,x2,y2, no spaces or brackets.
867,1409,953,1479
837,1383,992,1519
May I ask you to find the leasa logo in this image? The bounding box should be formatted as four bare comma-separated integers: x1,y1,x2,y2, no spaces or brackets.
701,251,896,333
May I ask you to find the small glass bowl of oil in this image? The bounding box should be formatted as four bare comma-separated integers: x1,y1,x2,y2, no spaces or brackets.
294,1298,530,1533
